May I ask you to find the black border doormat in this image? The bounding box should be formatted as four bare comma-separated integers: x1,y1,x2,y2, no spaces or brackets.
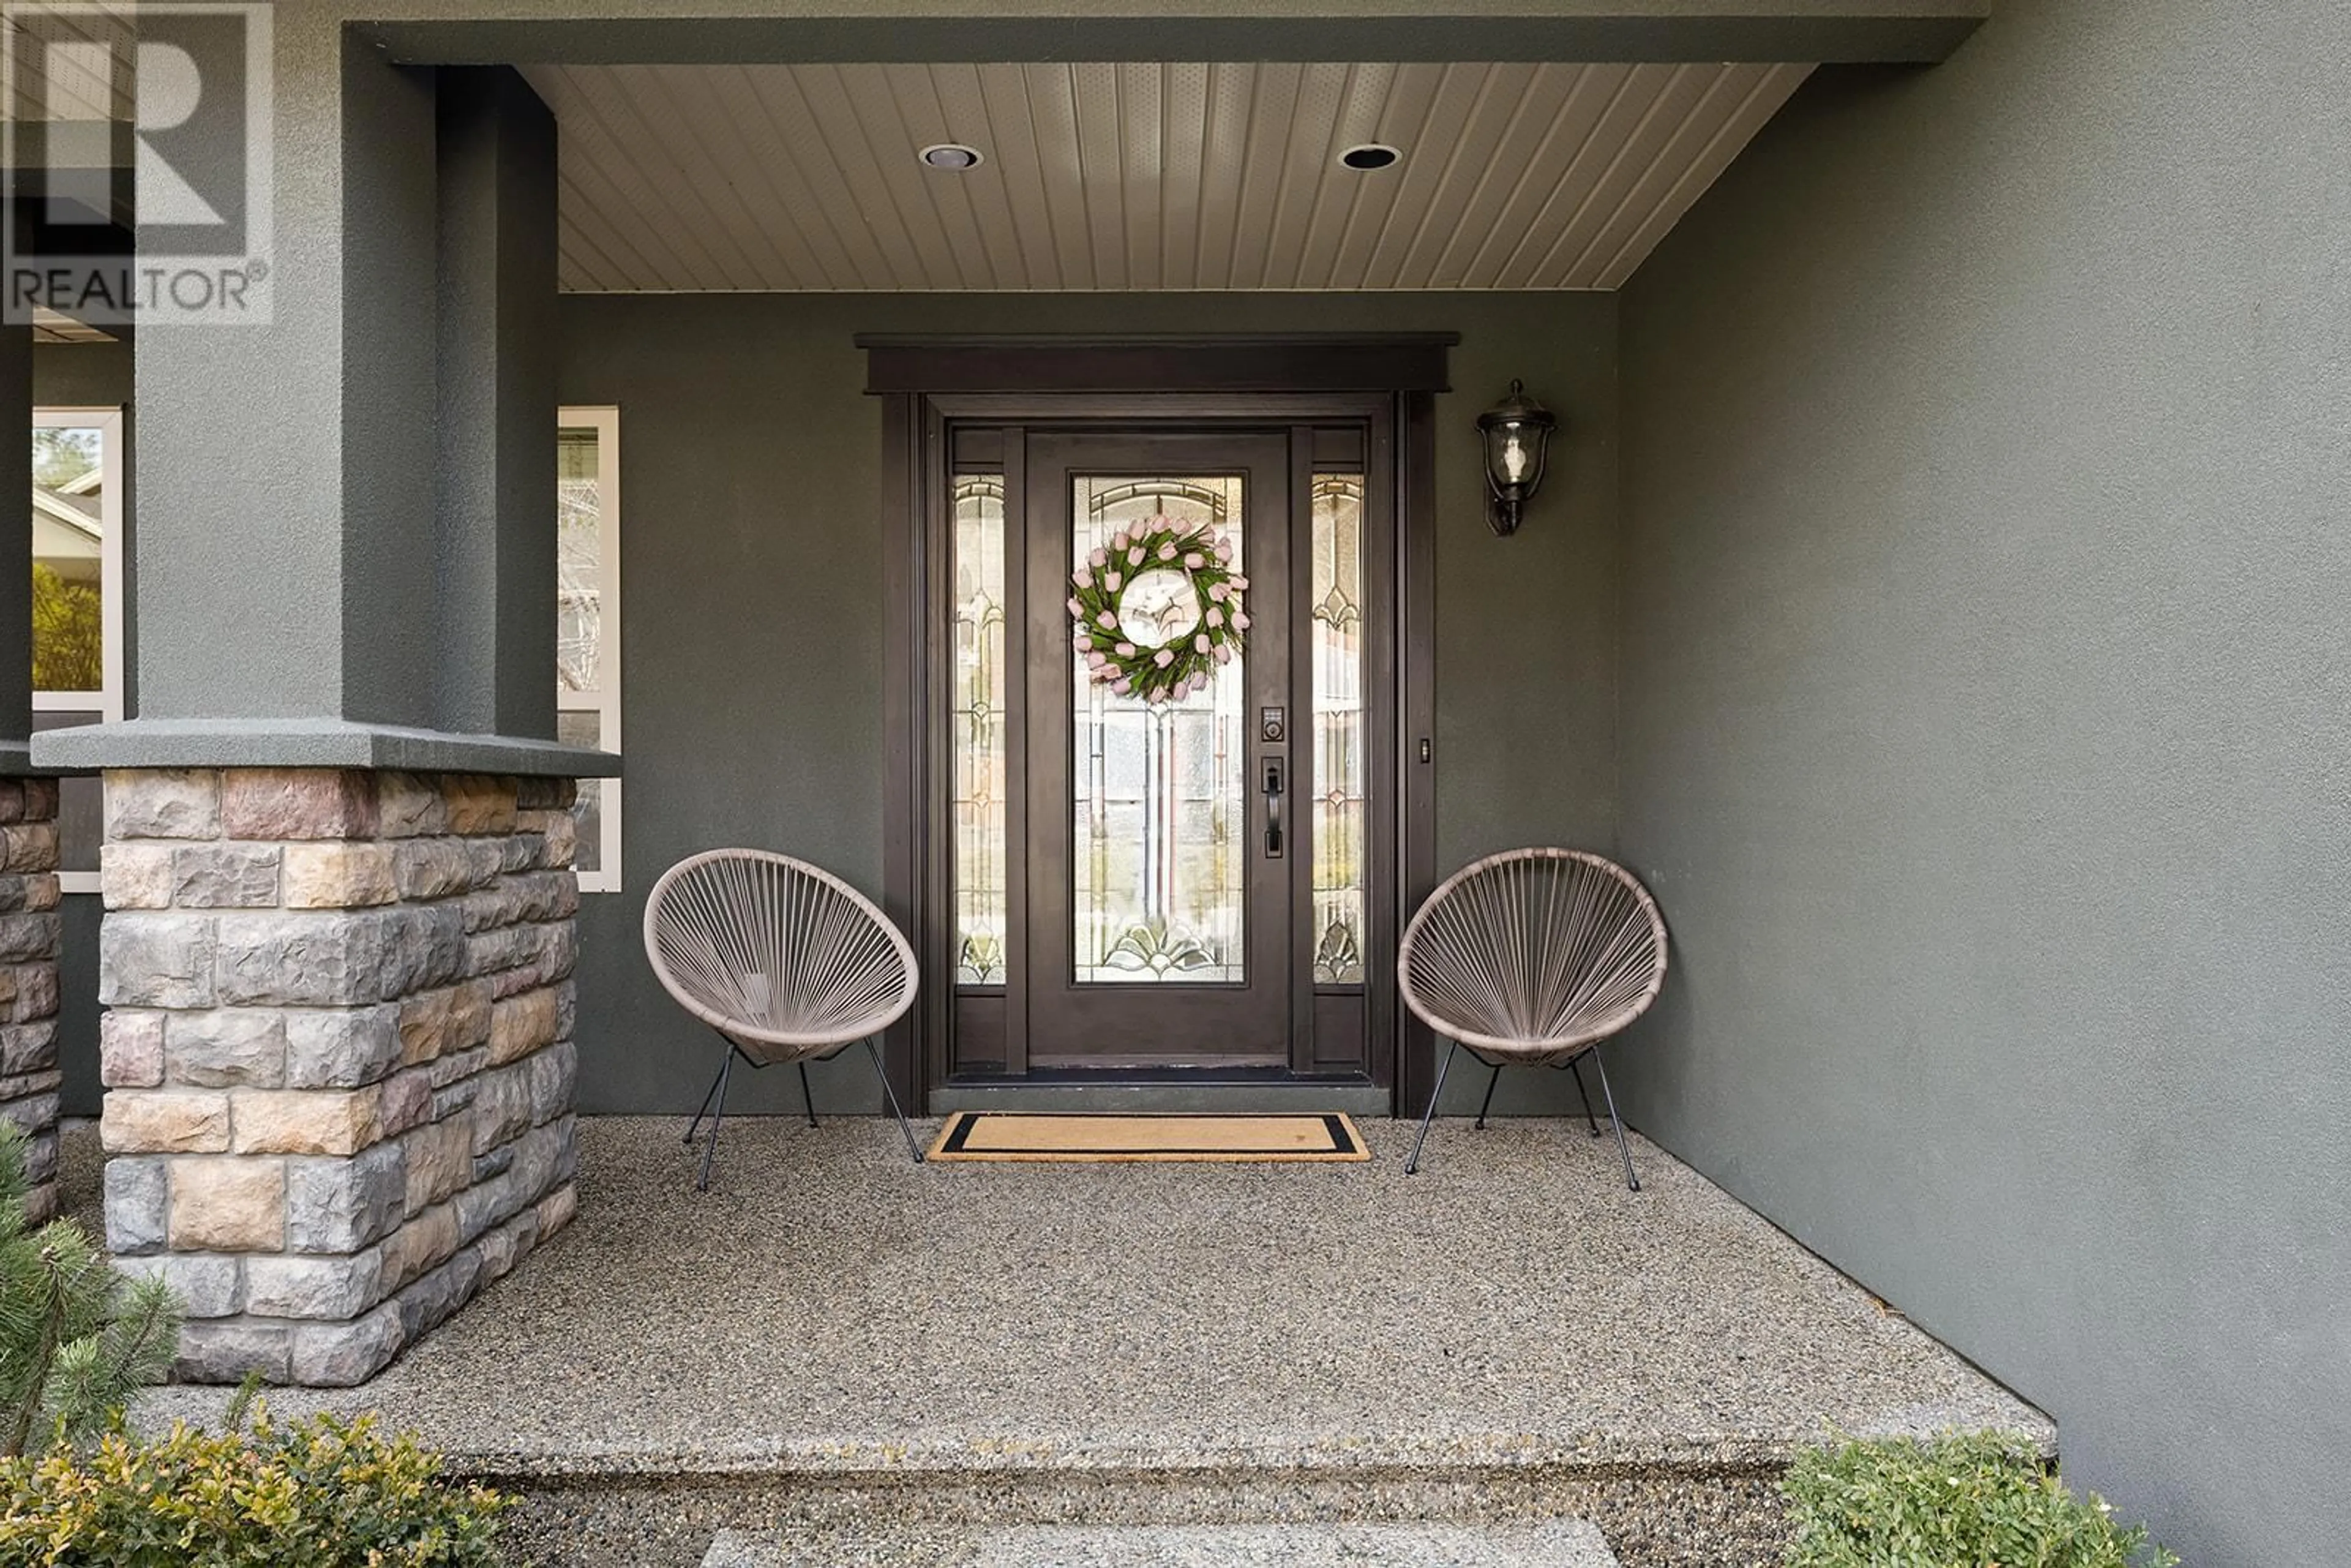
926,1111,1371,1163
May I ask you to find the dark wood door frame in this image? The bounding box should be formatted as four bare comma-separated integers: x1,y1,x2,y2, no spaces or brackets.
869,336,1449,1117
1022,430,1295,1068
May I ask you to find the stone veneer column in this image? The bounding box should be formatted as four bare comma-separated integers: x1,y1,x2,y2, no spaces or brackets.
97,768,579,1386
0,779,61,1224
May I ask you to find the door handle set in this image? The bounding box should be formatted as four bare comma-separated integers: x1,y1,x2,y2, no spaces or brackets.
1262,755,1284,859
1260,705,1286,858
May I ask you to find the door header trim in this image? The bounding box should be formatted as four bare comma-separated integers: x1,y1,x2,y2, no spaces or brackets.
858,334,1458,396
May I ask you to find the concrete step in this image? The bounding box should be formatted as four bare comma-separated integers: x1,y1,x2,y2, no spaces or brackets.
699,1520,1621,1567
500,1443,1791,1567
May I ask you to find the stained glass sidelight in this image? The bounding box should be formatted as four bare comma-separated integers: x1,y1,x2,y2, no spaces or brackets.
952,475,1010,985
1072,476,1247,984
1311,474,1368,985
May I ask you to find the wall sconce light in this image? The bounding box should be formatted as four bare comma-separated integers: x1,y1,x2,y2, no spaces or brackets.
1475,379,1558,536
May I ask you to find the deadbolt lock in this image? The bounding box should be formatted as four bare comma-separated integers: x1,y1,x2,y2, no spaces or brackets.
1260,706,1286,743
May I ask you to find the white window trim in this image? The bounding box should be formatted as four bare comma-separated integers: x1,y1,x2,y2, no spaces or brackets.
559,405,621,893
33,407,125,896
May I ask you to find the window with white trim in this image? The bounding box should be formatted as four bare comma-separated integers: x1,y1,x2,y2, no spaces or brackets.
558,408,621,891
31,408,124,894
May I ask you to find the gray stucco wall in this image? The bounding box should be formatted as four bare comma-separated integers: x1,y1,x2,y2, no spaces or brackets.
1613,2,2351,1561
40,298,1619,1119
558,291,1618,1115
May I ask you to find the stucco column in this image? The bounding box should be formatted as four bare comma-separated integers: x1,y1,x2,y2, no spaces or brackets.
35,32,588,763
34,43,608,1382
437,68,561,741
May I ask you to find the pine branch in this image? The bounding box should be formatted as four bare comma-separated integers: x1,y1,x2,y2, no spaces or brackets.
7,1243,69,1458
223,1368,265,1435
0,1125,185,1457
97,1275,181,1397
43,1336,110,1449
0,1123,31,1248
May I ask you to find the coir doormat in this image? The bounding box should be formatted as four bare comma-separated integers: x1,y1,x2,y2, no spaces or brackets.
926,1111,1370,1163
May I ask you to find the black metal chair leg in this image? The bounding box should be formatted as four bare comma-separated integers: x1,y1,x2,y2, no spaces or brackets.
798,1061,819,1128
863,1038,926,1164
696,1046,735,1191
1474,1059,1503,1130
1587,1045,1640,1192
1567,1055,1603,1138
684,1041,730,1146
1404,1039,1459,1175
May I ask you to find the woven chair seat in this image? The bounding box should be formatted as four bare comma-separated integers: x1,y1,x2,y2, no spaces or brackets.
643,849,928,1188
643,849,918,1066
1400,847,1668,1062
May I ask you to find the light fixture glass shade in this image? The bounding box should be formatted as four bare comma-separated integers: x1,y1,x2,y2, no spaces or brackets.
1475,379,1558,536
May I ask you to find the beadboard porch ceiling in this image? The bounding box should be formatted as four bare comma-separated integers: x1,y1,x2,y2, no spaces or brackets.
518,61,1814,293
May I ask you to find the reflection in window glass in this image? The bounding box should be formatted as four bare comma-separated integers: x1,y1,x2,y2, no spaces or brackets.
32,425,104,695
1311,474,1367,985
1071,476,1247,985
951,475,1007,985
557,427,602,696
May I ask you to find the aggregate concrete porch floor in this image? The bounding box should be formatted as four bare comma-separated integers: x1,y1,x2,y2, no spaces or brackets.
66,1116,2045,1564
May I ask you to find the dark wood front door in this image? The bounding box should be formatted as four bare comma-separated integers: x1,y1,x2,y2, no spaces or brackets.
924,408,1402,1088
1021,432,1294,1068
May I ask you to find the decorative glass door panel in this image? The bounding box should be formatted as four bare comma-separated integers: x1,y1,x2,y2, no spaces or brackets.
1070,475,1247,985
1024,434,1292,1067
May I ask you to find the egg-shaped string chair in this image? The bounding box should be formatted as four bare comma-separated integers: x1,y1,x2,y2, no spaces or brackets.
1398,848,1668,1190
643,849,925,1190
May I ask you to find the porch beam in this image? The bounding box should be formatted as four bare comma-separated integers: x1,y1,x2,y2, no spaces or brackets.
360,5,1987,67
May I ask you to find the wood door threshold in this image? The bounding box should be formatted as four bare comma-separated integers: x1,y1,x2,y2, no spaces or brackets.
929,1079,1391,1118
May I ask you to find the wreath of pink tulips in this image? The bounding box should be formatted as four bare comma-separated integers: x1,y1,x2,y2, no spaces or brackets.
1067,514,1250,705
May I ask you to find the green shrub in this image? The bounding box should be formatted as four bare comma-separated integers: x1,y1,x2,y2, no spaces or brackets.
1782,1431,2175,1568
0,1123,179,1457
0,1403,516,1566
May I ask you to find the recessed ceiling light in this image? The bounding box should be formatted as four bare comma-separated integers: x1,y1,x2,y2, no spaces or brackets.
920,143,984,170
1339,143,1400,171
